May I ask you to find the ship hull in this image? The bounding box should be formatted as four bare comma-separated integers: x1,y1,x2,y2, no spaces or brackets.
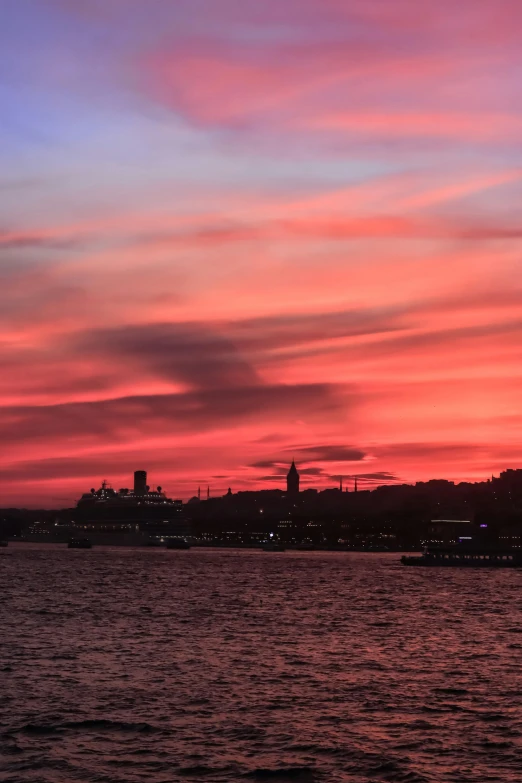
402,556,521,568
19,531,187,547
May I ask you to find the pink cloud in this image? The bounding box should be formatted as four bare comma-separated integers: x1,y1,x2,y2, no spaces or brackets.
3,0,522,505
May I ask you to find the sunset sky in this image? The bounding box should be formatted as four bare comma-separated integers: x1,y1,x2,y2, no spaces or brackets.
2,0,522,506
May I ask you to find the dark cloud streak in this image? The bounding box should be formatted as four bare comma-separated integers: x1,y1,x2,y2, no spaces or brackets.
0,384,340,446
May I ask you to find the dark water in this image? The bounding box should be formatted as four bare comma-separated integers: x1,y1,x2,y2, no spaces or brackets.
1,546,522,783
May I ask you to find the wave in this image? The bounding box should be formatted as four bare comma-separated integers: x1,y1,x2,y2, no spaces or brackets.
178,765,237,777
62,719,160,733
432,687,469,695
366,760,429,782
20,724,61,735
244,767,317,781
19,719,160,735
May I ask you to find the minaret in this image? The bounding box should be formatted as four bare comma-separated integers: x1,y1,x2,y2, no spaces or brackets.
207,486,210,499
198,486,201,500
339,476,343,492
354,477,358,493
286,459,300,496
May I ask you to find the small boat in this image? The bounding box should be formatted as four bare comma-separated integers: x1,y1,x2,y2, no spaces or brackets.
402,545,522,568
261,543,286,552
68,538,92,549
165,538,190,550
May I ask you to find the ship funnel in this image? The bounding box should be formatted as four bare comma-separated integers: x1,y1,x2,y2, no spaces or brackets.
134,470,147,496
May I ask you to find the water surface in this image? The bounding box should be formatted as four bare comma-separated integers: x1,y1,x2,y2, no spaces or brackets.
1,545,522,782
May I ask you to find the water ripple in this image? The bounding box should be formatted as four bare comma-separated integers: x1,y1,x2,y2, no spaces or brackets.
1,545,522,782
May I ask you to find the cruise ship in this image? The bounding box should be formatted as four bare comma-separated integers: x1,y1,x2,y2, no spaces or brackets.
22,470,190,546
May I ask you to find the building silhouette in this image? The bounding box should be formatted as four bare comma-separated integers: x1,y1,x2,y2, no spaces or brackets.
287,460,300,496
8,465,522,552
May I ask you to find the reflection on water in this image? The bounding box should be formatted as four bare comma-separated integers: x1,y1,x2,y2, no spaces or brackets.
1,545,522,782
